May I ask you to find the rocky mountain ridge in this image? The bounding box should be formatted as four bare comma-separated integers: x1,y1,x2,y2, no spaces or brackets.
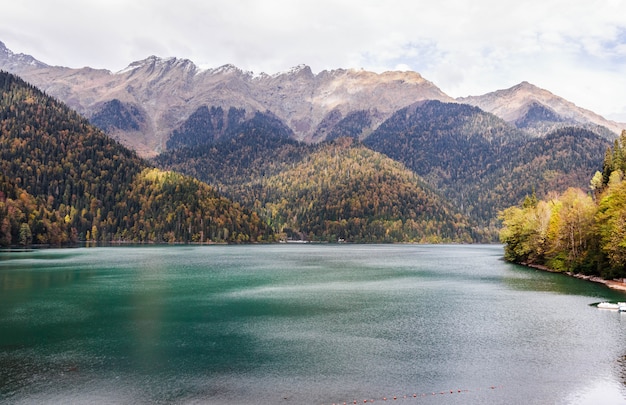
458,81,623,136
1,40,623,157
0,41,452,156
0,41,48,71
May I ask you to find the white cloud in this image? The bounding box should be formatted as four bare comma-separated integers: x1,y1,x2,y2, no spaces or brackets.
1,0,626,119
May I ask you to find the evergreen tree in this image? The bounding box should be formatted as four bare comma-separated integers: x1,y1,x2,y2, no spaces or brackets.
0,70,271,245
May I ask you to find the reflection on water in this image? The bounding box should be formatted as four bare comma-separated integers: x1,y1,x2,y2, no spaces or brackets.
1,245,625,404
502,263,622,297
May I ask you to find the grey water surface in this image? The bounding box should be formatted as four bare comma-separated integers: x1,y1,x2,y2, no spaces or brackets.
1,244,625,404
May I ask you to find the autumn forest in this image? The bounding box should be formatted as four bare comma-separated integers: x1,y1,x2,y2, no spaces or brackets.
2,67,626,280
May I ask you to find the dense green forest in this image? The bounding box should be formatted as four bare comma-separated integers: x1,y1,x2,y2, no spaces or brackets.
242,137,478,242
156,113,306,186
363,101,609,233
470,127,609,232
315,109,376,142
157,100,610,242
90,99,145,133
157,130,478,242
165,106,294,151
364,101,524,186
499,130,626,279
114,168,271,243
0,70,271,245
363,100,529,233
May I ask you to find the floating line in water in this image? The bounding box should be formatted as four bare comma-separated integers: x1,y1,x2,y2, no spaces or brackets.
321,385,501,405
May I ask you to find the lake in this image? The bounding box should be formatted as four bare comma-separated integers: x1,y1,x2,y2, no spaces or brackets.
1,244,625,404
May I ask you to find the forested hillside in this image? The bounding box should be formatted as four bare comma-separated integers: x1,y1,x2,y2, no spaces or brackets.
0,71,270,245
165,107,295,151
245,138,478,242
1,68,612,246
363,101,526,225
156,115,306,186
464,127,609,231
363,101,609,232
156,132,479,242
499,130,626,279
364,101,524,184
156,99,611,242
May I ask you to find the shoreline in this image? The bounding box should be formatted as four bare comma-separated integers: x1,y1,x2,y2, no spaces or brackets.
521,262,626,293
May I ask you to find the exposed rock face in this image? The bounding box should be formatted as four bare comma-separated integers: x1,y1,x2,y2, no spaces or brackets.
2,41,623,157
1,41,453,156
0,41,48,70
458,81,624,137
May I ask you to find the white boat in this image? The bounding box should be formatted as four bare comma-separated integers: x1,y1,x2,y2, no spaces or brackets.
619,303,626,312
597,302,620,310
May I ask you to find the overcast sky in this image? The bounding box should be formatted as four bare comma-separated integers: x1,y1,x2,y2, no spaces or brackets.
2,0,626,120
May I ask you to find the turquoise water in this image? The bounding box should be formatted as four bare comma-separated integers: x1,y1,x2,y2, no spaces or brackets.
1,244,625,404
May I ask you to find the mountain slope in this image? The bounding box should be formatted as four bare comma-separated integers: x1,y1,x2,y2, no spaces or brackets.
0,40,48,71
0,70,270,244
363,101,609,231
166,107,294,151
472,126,609,226
363,100,526,185
258,138,478,242
458,81,623,137
0,41,453,156
157,99,609,241
3,40,622,158
155,111,305,189
1,42,616,244
156,132,479,242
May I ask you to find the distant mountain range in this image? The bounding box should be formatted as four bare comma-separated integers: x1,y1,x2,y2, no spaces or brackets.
1,40,623,243
458,81,622,138
1,40,622,157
